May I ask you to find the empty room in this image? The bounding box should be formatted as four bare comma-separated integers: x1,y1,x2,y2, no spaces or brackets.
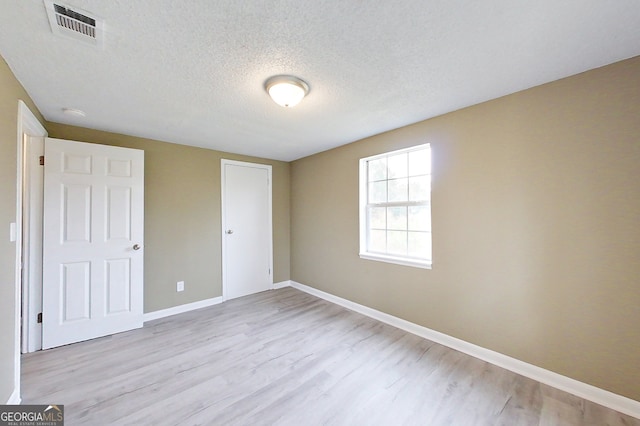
1,1,639,425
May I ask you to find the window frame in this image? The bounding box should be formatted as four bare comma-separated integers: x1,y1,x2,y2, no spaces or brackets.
358,143,432,269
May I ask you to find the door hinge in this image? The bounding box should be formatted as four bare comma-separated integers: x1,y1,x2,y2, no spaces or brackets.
39,156,45,166
37,313,42,323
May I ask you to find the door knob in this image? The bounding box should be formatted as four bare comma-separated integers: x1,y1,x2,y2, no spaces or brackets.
226,230,234,234
133,244,141,250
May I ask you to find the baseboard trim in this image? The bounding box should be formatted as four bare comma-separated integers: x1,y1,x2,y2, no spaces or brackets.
7,388,21,405
272,280,292,290
143,297,223,322
283,280,640,419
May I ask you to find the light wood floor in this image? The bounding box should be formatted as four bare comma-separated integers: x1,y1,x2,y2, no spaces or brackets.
22,287,639,426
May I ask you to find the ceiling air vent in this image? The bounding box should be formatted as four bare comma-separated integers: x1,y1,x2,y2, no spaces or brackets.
44,0,104,47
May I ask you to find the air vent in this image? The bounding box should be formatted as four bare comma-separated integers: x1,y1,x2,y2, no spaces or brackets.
44,0,104,46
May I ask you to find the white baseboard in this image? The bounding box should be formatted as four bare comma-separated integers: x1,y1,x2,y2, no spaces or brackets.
272,280,292,290
7,388,21,405
280,280,640,419
143,297,223,322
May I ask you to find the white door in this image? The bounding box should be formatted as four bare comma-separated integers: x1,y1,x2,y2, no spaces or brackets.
221,160,272,300
42,138,144,349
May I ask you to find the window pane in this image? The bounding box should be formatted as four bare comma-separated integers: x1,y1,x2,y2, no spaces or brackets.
369,181,387,203
387,206,407,230
409,148,430,176
368,158,387,181
408,206,430,231
387,230,407,255
361,144,432,267
408,231,431,259
388,178,408,202
387,153,408,178
369,230,386,253
369,207,386,229
409,175,430,202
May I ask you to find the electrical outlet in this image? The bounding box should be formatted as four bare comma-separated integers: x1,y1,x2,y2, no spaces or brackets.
177,281,185,292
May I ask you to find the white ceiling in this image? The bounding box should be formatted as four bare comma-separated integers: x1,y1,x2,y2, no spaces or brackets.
1,1,639,161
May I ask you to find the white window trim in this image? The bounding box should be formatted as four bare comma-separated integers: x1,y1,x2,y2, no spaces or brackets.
359,252,432,269
358,143,432,269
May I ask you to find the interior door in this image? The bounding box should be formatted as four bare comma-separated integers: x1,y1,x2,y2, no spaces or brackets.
42,138,144,349
222,160,272,300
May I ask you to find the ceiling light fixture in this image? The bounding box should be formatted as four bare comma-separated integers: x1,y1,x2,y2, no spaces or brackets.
264,75,309,108
62,107,86,117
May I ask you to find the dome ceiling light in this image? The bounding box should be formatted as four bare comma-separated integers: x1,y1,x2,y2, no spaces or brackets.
264,75,309,108
62,107,86,117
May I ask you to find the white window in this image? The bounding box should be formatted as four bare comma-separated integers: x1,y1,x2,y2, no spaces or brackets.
359,144,432,269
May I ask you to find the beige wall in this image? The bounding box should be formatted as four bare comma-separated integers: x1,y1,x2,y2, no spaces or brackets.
46,123,290,313
291,56,640,401
0,58,46,402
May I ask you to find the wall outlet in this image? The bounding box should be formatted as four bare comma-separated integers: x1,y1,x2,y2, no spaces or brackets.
177,281,185,292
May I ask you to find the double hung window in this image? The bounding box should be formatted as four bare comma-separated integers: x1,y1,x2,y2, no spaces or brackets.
359,144,432,268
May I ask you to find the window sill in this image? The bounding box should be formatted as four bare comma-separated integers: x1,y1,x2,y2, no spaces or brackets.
359,253,432,270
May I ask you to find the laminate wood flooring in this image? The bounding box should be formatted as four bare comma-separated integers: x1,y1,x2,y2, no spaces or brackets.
21,287,640,426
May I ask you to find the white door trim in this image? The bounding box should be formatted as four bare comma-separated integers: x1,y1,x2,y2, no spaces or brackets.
21,136,44,353
15,101,47,402
220,159,273,301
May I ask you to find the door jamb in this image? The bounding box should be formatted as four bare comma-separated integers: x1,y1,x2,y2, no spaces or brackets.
220,159,273,302
15,101,46,402
21,136,45,353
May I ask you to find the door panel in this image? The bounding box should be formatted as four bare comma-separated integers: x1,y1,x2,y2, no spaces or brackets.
222,160,272,300
106,186,131,240
42,138,144,349
63,183,91,242
61,261,90,322
106,258,131,314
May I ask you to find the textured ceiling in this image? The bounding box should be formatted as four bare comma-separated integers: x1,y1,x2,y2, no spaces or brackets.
1,1,639,161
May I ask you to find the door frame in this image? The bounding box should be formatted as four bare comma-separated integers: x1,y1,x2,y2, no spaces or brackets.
220,159,273,301
21,135,44,353
15,101,47,402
